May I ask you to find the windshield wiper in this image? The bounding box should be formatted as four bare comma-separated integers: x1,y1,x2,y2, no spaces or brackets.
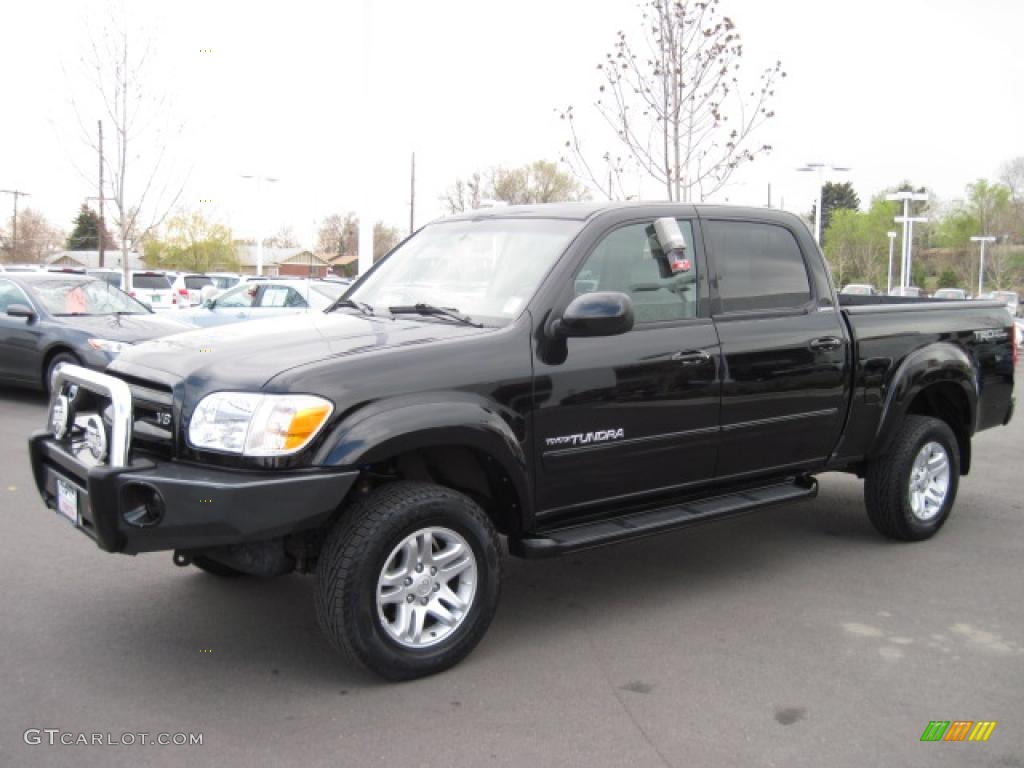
326,297,374,316
388,303,483,327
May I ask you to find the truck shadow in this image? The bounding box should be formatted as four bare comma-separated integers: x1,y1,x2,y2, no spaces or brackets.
90,479,879,691
0,385,47,405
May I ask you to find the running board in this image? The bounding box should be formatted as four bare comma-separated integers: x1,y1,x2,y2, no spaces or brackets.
510,478,817,559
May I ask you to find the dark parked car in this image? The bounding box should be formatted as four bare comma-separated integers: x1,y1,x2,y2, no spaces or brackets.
28,203,1015,680
0,273,191,392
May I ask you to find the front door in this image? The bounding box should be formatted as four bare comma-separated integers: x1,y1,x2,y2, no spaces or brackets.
532,218,722,521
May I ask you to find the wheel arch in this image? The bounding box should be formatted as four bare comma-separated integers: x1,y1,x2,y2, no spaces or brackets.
872,343,977,474
313,394,532,534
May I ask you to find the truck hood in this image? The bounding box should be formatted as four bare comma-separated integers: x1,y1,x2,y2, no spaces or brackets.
109,311,488,390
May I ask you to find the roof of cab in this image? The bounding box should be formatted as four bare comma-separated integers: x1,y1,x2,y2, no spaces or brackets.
439,201,805,226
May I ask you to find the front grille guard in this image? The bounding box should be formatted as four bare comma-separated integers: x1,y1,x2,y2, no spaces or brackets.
49,364,133,468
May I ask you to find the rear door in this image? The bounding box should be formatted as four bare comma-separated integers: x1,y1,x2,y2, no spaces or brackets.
704,216,850,479
532,216,721,518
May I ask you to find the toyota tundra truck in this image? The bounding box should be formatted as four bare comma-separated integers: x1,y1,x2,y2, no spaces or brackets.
28,203,1016,679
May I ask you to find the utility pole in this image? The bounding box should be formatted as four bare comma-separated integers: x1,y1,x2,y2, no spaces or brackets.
971,235,996,295
1,189,31,262
98,121,105,267
767,183,772,209
409,152,416,236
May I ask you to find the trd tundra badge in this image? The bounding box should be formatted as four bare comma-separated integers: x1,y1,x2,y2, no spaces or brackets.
545,428,625,447
974,329,1009,342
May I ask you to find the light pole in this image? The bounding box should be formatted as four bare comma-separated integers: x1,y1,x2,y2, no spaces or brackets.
887,231,898,294
971,235,996,296
894,215,928,289
240,174,279,275
796,162,851,245
886,191,929,289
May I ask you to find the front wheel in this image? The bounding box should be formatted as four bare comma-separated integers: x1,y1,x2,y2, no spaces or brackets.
864,415,960,541
316,482,502,680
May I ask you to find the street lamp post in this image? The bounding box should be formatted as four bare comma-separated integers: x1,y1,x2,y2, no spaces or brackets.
886,191,929,289
240,174,279,276
970,235,996,296
894,215,928,289
796,162,851,245
886,231,898,294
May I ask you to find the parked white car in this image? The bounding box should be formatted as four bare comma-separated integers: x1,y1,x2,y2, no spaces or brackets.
86,269,178,310
175,278,346,328
168,272,215,306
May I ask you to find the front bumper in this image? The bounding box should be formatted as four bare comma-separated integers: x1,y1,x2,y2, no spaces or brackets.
30,431,358,555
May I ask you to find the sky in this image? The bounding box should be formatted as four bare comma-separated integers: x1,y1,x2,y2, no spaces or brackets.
2,0,1023,250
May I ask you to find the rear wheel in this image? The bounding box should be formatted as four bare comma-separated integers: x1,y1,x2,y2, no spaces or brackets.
864,415,960,540
316,481,502,680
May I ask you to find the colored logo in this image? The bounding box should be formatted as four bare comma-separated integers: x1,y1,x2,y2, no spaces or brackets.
920,721,997,742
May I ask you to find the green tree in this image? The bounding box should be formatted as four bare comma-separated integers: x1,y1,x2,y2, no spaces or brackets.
66,204,115,251
936,269,959,289
823,196,899,289
819,181,860,248
144,211,239,271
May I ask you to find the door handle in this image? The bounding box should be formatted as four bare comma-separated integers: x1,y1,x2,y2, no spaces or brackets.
809,336,843,351
671,349,711,365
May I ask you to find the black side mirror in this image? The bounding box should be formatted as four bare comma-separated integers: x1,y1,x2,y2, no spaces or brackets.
553,291,634,338
6,303,36,321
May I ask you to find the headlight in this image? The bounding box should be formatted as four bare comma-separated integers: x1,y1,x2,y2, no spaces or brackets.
88,338,132,355
188,392,334,456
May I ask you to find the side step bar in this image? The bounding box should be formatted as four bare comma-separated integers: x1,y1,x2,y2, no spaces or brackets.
510,478,817,559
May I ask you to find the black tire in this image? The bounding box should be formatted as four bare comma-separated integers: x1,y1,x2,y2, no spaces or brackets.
316,481,502,681
192,555,246,578
44,351,81,395
864,415,960,541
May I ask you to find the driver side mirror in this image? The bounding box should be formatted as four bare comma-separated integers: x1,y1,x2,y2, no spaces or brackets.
6,303,36,322
552,292,634,338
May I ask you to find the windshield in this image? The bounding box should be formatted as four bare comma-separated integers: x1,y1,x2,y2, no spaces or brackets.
346,218,584,323
31,278,151,315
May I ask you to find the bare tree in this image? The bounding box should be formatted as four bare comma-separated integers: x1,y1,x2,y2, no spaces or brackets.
999,157,1024,202
70,9,187,281
560,0,784,202
3,209,64,262
442,173,484,215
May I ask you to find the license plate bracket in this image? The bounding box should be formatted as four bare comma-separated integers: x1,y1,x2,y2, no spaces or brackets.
57,477,79,526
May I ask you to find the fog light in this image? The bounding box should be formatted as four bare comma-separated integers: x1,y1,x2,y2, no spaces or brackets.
121,483,165,527
50,395,70,439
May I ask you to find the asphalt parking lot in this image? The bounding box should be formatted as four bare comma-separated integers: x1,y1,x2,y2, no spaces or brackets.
0,384,1021,768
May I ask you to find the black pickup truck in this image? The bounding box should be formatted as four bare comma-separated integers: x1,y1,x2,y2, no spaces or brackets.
29,203,1015,679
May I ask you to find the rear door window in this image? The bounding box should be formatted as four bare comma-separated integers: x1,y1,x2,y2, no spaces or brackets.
705,221,812,313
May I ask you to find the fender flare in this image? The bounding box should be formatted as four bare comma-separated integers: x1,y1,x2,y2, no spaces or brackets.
871,341,977,459
313,392,531,518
